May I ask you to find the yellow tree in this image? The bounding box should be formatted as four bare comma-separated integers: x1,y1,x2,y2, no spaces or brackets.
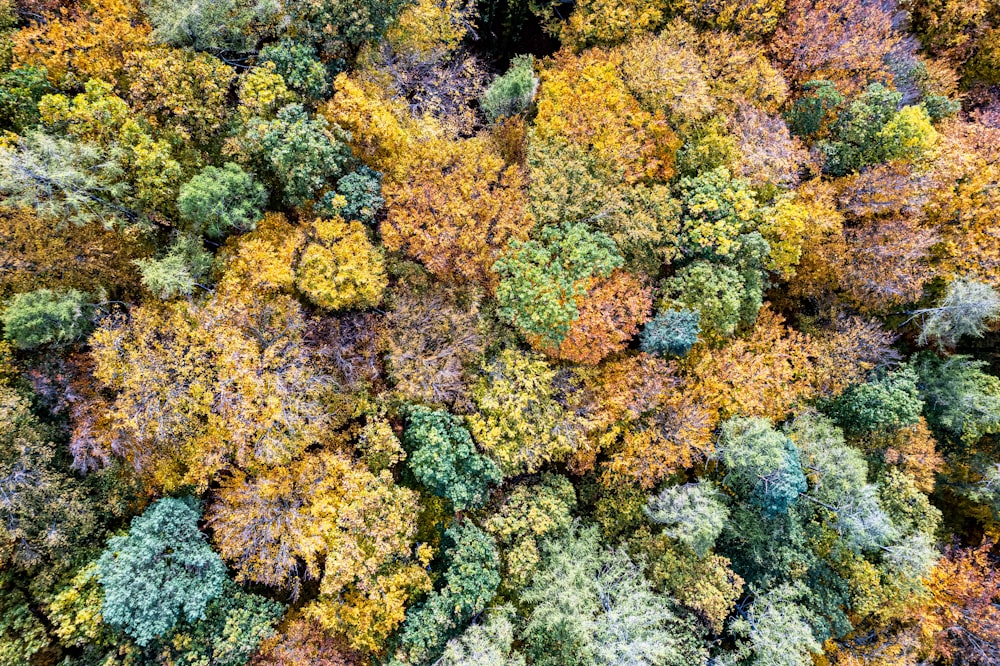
381,136,531,289
208,450,432,655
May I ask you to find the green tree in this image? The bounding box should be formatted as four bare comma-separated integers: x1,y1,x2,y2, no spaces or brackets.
152,579,285,666
133,233,215,300
640,308,701,358
235,103,352,206
828,367,923,437
481,55,538,123
142,0,274,52
177,163,267,238
913,353,1000,446
2,288,92,349
0,131,133,228
785,80,842,138
258,40,329,100
96,498,227,646
646,481,729,557
727,583,822,666
717,417,808,517
316,166,384,223
674,166,760,260
820,83,938,176
0,386,97,572
663,262,745,339
437,606,525,666
398,522,501,664
494,222,623,349
0,66,50,132
403,405,501,512
284,0,413,58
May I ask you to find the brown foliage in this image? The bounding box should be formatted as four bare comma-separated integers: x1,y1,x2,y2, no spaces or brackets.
381,136,531,289
542,270,652,366
772,0,899,94
380,285,483,409
253,618,360,666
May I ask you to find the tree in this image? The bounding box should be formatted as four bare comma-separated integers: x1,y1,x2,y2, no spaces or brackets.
912,353,1000,446
481,55,538,123
283,0,413,59
11,0,152,88
177,163,267,239
134,233,215,299
403,405,501,512
494,222,623,350
258,40,329,100
96,498,226,646
319,167,383,224
89,291,330,491
546,269,652,365
253,617,360,666
295,217,387,311
829,367,924,437
0,131,134,228
646,482,729,557
152,579,285,666
483,474,577,591
0,385,97,572
923,541,1000,666
915,278,1000,349
125,47,234,146
819,84,939,176
436,606,525,666
2,288,92,348
728,583,822,666
663,262,746,339
142,0,273,52
231,103,353,206
640,308,701,358
533,48,680,183
208,450,431,654
521,525,708,666
382,137,530,289
772,0,899,94
397,523,500,664
381,286,483,409
673,166,761,260
717,417,808,517
0,66,50,132
467,350,581,475
785,80,843,138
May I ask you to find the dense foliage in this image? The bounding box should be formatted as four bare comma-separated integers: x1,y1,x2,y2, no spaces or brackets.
1,0,999,664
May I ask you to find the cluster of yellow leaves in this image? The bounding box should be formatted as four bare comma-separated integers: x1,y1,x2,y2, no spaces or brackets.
382,136,531,289
321,74,430,177
468,349,583,475
296,217,387,311
559,0,668,50
385,0,473,57
926,121,1000,288
89,290,330,492
236,62,297,122
124,47,234,144
685,307,826,423
533,47,680,183
12,0,150,88
617,30,714,123
220,213,305,293
208,451,431,654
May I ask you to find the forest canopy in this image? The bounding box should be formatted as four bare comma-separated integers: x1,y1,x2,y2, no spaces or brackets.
1,0,1000,663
